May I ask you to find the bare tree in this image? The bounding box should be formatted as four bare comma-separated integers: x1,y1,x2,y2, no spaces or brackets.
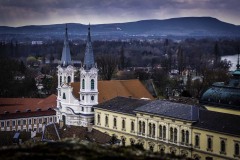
96,54,118,80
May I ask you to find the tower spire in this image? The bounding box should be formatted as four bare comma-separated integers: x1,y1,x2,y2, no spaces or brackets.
83,23,95,70
61,24,72,67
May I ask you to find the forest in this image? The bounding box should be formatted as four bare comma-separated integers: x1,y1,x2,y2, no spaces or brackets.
0,38,239,99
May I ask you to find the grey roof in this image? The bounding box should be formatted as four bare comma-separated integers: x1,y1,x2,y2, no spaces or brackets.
83,25,95,70
61,24,72,67
193,110,240,136
93,97,150,115
134,100,199,121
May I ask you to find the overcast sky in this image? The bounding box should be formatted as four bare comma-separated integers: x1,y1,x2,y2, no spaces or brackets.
1,0,240,27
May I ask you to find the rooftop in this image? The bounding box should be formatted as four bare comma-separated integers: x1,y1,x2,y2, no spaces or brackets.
193,110,240,136
135,100,199,121
94,97,150,115
71,79,154,103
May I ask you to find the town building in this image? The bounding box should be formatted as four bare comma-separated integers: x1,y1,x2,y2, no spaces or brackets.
93,96,240,160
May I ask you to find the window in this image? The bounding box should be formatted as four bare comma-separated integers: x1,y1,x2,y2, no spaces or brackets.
186,131,189,144
91,108,94,112
174,128,178,143
220,140,226,153
44,118,48,123
50,117,52,122
17,120,21,125
195,135,200,147
163,126,166,139
148,123,152,136
142,122,145,134
152,124,155,137
122,119,125,130
82,96,84,100
7,121,10,127
29,119,32,124
91,96,94,101
113,118,117,128
159,125,162,138
67,76,71,83
170,127,173,141
105,116,109,126
181,130,185,143
63,93,66,99
60,76,62,85
131,121,134,131
39,118,42,124
82,79,85,89
82,107,84,111
139,121,142,133
235,143,240,156
97,114,100,124
23,120,26,125
34,119,37,124
12,121,15,126
207,137,212,151
1,122,4,127
91,79,94,90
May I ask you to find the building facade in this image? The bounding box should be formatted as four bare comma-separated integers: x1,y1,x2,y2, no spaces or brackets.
93,97,240,160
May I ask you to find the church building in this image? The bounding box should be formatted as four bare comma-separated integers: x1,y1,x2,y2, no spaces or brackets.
55,25,153,127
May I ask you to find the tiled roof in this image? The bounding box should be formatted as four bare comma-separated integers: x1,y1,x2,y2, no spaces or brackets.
0,94,57,115
193,110,240,136
94,97,150,115
0,110,55,120
134,100,199,121
71,79,154,103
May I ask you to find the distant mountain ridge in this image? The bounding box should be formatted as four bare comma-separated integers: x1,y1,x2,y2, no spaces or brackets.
0,17,240,41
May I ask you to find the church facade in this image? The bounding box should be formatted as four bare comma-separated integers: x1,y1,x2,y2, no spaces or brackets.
55,25,98,127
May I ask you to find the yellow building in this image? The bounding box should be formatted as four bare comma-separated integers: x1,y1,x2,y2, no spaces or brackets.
93,97,240,160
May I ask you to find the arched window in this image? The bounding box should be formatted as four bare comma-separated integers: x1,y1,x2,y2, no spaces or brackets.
91,96,94,101
67,76,71,83
195,135,199,147
220,140,225,153
139,121,142,133
82,79,85,89
122,119,125,129
207,137,212,150
91,79,94,90
159,125,163,138
105,116,108,126
113,118,117,127
174,128,178,143
163,126,166,139
142,122,145,134
131,121,134,131
148,123,152,136
152,124,156,137
170,127,173,141
97,114,100,124
181,130,185,143
186,131,189,144
235,143,239,155
63,93,66,99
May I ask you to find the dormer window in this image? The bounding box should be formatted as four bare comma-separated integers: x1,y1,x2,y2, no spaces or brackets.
48,108,52,110
36,108,42,111
4,111,9,114
26,109,31,112
16,110,20,113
